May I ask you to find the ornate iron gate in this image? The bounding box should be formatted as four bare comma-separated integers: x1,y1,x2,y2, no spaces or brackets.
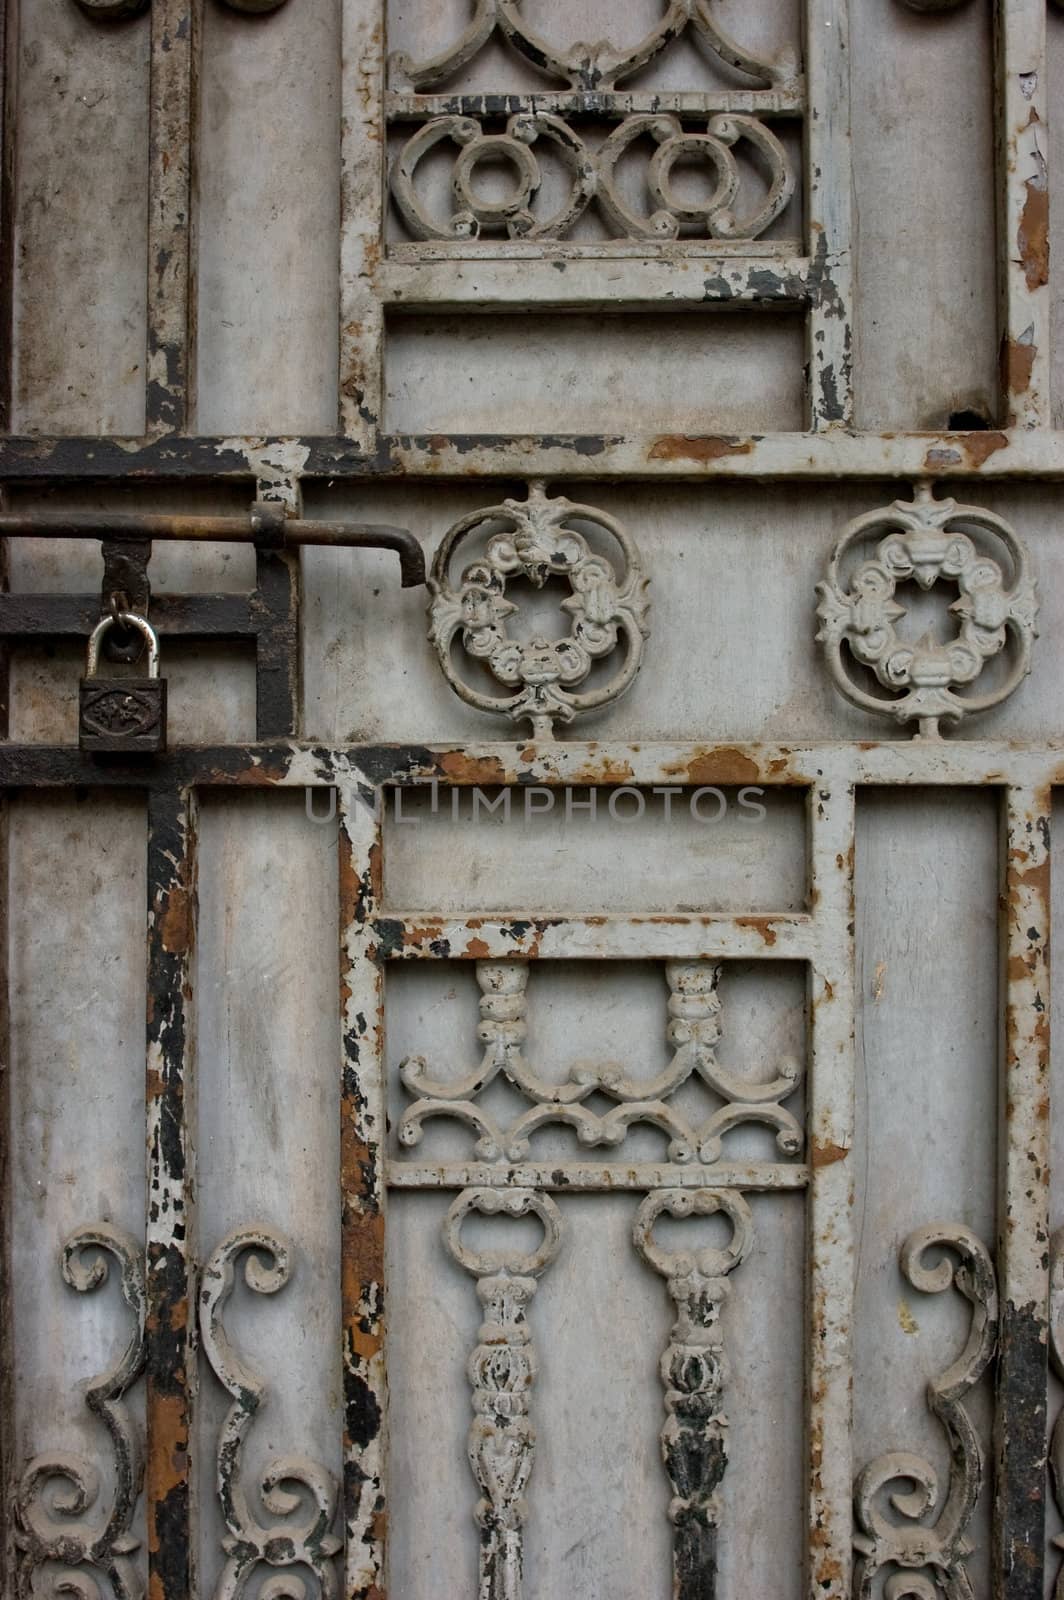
0,0,1062,1597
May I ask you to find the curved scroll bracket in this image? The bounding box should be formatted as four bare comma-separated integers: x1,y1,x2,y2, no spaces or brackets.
14,1224,147,1600
852,1223,999,1599
199,1227,341,1600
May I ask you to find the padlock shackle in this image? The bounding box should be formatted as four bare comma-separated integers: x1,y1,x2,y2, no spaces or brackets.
86,612,160,678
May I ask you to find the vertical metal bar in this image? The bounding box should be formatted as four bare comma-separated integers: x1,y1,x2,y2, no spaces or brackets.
804,0,854,430
0,791,13,1597
995,0,1049,430
338,780,388,1597
339,0,386,448
806,768,856,1599
145,786,198,1600
254,549,302,739
0,0,18,429
994,784,1050,1599
147,0,199,433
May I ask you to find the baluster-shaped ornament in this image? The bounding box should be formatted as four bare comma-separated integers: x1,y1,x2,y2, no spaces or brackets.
634,1189,754,1600
443,1189,563,1600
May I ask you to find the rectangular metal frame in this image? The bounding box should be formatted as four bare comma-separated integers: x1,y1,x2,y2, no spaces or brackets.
0,0,1058,487
0,733,1054,1598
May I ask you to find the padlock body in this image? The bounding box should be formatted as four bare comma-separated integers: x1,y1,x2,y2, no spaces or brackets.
79,676,167,753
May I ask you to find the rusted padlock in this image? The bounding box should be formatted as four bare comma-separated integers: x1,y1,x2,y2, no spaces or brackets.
79,611,167,753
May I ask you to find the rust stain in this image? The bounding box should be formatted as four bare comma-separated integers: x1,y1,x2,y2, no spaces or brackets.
207,753,291,788
663,747,762,785
735,915,778,947
569,757,635,784
1018,169,1049,291
157,883,192,956
811,1138,848,1169
464,937,491,958
646,435,754,463
146,1389,189,1561
1002,335,1037,397
437,751,507,784
342,1222,385,1366
961,431,1010,469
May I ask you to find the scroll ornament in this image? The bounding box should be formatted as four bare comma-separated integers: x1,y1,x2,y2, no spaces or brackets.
398,960,803,1166
390,1,801,94
14,1225,147,1600
428,484,650,739
199,1227,342,1600
391,112,795,243
816,488,1037,738
852,1224,999,1598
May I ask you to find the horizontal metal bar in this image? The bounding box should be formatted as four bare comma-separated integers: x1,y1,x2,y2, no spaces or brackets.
2,430,1062,482
381,255,812,311
385,1161,810,1190
372,913,814,961
0,592,255,638
0,741,1061,792
385,89,806,120
385,238,804,263
0,509,426,587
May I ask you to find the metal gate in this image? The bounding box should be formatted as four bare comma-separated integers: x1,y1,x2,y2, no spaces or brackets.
0,0,1062,1596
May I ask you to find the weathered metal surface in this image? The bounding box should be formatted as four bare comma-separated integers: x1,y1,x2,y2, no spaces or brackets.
147,0,197,434
338,784,388,1598
145,787,197,1600
3,0,1064,1593
10,428,1064,483
996,0,1049,432
995,783,1051,1597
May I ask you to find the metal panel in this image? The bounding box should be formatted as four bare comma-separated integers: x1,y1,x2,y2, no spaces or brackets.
2,1,1063,1598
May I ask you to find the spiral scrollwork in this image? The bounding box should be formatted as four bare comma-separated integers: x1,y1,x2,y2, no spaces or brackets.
398,960,803,1168
14,1225,147,1600
852,1224,999,1600
392,113,795,243
199,1228,341,1600
391,1,800,93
